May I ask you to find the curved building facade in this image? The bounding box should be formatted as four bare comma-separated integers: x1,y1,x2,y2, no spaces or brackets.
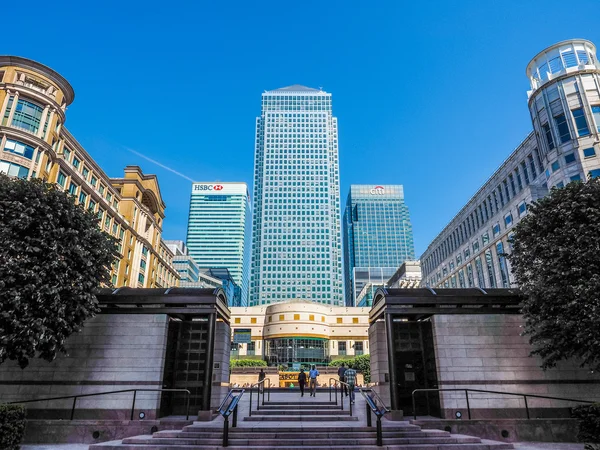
421,39,600,288
0,56,179,288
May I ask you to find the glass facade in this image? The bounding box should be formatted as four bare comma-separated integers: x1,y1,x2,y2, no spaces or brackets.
250,85,343,306
343,185,415,306
265,337,329,366
186,183,251,306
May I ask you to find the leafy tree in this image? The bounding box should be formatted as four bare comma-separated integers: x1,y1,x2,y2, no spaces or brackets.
230,359,268,368
0,174,119,368
330,354,370,382
508,178,600,371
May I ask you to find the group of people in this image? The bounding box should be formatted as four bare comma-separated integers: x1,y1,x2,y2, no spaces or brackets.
296,363,356,403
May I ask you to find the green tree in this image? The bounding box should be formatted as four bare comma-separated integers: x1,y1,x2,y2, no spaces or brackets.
330,354,370,383
0,174,119,369
508,178,600,371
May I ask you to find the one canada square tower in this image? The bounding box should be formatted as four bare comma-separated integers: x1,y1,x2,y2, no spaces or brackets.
250,85,343,306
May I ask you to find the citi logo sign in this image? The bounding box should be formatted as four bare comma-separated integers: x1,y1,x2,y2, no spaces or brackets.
194,184,224,191
370,186,385,195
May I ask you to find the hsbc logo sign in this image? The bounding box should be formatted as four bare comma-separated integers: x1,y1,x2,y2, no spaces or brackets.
194,184,224,191
370,186,385,195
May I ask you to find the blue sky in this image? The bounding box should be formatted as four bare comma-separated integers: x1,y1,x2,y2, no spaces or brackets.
5,0,600,256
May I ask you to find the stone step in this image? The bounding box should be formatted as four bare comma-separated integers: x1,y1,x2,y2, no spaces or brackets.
243,414,359,422
168,430,445,439
247,409,351,416
264,401,336,406
123,436,483,446
258,404,341,410
92,443,513,450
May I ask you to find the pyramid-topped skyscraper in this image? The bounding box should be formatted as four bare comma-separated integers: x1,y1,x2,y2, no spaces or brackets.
250,85,343,306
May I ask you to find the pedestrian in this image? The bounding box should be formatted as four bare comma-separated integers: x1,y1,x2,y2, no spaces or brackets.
258,368,265,393
344,365,357,404
308,365,319,397
298,368,307,397
337,363,348,397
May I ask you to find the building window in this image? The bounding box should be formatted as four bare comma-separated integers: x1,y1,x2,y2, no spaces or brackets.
138,273,145,284
142,246,148,256
352,317,359,324
354,341,364,355
251,317,257,324
11,98,43,133
82,167,89,179
518,202,527,216
496,242,510,288
554,114,571,144
247,341,256,356
484,249,497,288
572,108,590,136
234,318,241,324
564,153,576,164
90,176,97,187
78,191,87,205
492,223,501,237
504,213,513,226
590,169,600,178
72,157,80,169
309,314,314,321
68,182,78,196
583,147,596,158
542,123,555,150
0,160,29,178
338,341,346,356
592,106,600,132
337,317,343,324
293,314,300,320
279,314,285,321
57,171,67,188
3,139,35,159
551,160,560,172
570,174,581,182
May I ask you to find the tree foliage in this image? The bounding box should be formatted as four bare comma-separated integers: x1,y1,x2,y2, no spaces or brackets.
230,359,268,368
508,178,600,371
0,174,119,368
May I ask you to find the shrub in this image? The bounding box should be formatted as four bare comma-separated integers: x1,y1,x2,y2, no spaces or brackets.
230,359,267,368
330,354,370,383
572,404,600,443
0,404,26,450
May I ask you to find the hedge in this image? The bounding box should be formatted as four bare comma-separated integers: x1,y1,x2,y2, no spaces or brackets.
330,354,370,383
0,404,26,450
230,359,268,368
572,403,600,444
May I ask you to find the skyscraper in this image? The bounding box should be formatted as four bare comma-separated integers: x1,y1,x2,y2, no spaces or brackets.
250,85,343,306
186,182,251,306
343,185,415,306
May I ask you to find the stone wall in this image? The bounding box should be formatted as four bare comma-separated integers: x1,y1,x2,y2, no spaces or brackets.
432,314,600,418
0,314,169,419
368,319,391,407
210,319,231,412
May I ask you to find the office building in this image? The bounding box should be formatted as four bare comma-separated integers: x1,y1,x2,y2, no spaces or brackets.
164,240,200,283
421,39,600,288
343,184,415,306
355,260,422,308
0,56,179,288
186,182,251,306
250,85,343,306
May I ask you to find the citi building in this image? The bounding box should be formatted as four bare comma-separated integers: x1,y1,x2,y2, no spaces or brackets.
343,184,415,306
250,85,343,306
186,182,251,306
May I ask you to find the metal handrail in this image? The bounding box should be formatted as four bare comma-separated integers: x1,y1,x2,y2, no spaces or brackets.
412,388,595,420
248,377,271,417
360,387,390,447
8,388,191,421
219,388,244,448
328,378,339,405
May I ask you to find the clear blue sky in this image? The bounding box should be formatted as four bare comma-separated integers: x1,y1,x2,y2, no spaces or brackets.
5,0,600,256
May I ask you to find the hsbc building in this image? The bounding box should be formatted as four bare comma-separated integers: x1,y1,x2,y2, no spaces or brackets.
186,182,252,306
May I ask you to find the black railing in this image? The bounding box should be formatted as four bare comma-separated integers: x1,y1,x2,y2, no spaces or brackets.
218,388,244,447
248,378,271,417
412,388,595,420
360,388,390,447
328,378,353,416
8,388,191,421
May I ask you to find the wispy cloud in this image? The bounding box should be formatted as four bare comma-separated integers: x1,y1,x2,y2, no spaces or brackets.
125,147,195,182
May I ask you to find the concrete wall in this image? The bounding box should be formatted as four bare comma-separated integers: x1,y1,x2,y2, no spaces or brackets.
210,319,231,411
0,314,169,419
369,319,391,408
432,314,600,418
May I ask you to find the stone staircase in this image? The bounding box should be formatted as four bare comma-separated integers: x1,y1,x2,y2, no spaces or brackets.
89,394,515,449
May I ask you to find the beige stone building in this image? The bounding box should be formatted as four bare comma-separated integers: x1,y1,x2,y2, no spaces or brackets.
0,56,178,288
230,300,370,366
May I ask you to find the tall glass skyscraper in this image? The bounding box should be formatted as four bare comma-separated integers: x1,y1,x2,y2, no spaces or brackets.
343,185,415,306
186,182,251,306
250,85,343,306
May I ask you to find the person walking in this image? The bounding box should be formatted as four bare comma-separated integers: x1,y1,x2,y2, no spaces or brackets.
308,365,319,397
258,368,265,393
337,363,348,397
344,365,357,404
298,368,307,397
